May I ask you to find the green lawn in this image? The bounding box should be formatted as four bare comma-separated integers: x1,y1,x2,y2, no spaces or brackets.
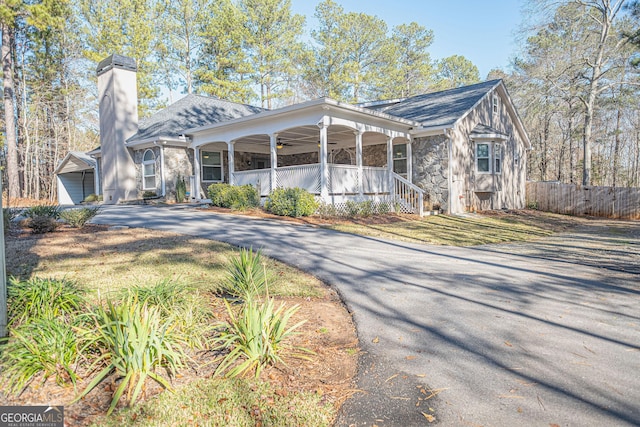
323,210,580,246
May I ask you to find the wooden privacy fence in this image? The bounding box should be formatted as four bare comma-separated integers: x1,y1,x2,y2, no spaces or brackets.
526,181,640,220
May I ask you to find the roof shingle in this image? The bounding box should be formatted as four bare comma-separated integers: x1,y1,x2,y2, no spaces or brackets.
127,94,264,144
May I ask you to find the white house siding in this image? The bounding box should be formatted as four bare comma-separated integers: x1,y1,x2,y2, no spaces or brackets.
57,172,95,205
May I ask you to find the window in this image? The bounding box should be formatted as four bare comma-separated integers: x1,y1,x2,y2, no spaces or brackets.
476,143,490,173
494,144,502,174
393,144,408,176
142,149,156,190
202,151,223,181
492,95,499,115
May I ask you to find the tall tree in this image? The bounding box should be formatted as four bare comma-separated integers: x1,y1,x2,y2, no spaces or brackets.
239,0,305,108
375,22,434,99
1,0,23,200
195,0,254,103
572,0,627,185
77,0,161,115
156,0,211,96
432,55,480,90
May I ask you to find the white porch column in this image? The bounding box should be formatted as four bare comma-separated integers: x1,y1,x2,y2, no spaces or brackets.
159,145,166,197
355,130,363,198
387,136,394,196
194,146,202,199
406,139,413,184
270,133,278,192
227,141,235,185
319,122,329,199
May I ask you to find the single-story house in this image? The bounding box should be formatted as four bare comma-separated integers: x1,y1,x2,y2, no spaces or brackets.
56,54,531,214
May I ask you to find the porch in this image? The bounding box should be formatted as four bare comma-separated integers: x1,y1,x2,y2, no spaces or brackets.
186,98,425,215
232,163,424,215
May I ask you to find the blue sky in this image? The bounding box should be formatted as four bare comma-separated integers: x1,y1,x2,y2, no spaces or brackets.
290,0,526,79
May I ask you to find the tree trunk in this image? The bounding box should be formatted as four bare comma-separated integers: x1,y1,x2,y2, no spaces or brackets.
2,23,20,199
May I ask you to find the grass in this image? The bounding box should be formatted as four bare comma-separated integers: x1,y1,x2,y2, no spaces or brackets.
91,377,333,427
6,228,324,301
323,210,580,246
3,226,333,424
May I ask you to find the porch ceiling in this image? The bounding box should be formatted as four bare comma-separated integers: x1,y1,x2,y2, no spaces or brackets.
230,125,393,155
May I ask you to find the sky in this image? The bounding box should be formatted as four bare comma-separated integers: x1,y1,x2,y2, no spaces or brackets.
290,0,527,79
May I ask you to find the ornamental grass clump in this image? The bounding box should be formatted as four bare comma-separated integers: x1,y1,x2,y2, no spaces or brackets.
7,277,86,326
60,207,100,228
23,204,61,219
223,247,269,299
122,280,214,349
76,297,188,415
0,318,80,394
214,297,309,379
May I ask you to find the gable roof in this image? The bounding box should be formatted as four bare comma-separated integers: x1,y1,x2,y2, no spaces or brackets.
54,151,96,175
127,94,264,145
367,80,502,128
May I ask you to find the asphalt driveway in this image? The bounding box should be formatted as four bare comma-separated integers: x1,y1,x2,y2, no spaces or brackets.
93,205,640,426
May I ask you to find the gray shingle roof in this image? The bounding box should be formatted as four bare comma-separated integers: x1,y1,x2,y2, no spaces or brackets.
127,94,264,144
368,80,502,128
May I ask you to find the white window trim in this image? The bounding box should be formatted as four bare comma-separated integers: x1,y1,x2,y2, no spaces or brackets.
476,142,491,174
201,150,224,182
492,95,499,116
142,149,156,190
392,143,408,178
494,143,503,175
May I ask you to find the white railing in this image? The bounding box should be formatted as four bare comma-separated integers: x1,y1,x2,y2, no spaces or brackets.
362,167,389,194
393,173,424,216
329,164,359,194
275,164,321,194
233,169,271,196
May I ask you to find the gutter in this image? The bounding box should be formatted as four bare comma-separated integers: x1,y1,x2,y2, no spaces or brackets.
444,128,454,215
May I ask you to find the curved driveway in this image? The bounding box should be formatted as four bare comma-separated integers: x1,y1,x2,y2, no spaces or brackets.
93,205,640,426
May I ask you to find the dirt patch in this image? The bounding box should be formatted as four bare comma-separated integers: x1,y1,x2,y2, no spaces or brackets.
0,225,358,425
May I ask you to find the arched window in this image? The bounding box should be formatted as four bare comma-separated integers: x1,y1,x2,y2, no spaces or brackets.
142,149,156,190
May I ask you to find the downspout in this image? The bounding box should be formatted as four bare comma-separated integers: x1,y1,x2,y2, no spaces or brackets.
155,141,166,198
445,128,454,215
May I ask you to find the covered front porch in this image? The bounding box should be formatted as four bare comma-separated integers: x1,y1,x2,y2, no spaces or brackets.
187,99,425,215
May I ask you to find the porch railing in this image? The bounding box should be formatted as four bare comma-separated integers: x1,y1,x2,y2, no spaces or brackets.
275,164,321,194
233,169,271,196
393,173,424,216
233,164,424,216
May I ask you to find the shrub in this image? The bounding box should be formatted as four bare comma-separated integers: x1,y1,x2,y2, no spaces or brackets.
7,277,86,326
83,194,100,203
316,203,338,218
142,191,157,199
223,248,269,299
266,187,318,217
24,204,60,219
344,200,361,217
207,183,259,210
175,174,187,203
60,207,100,228
76,298,188,415
215,298,309,378
0,318,79,394
28,215,58,234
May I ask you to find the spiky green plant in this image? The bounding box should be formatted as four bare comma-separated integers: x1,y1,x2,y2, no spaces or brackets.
60,207,100,228
224,247,269,299
76,298,188,415
214,298,309,378
0,318,79,394
7,277,85,326
122,280,214,349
